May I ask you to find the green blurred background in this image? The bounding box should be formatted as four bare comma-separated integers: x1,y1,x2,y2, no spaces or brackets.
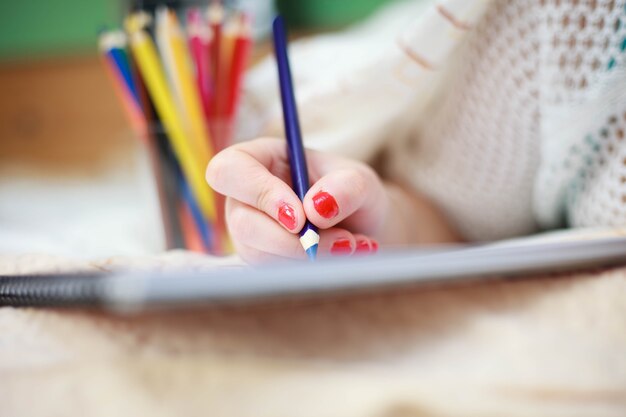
276,0,389,29
0,0,391,60
0,0,121,59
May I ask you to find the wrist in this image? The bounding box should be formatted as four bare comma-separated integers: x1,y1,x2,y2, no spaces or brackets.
380,182,462,246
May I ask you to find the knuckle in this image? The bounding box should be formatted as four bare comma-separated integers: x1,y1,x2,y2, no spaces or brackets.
255,182,275,213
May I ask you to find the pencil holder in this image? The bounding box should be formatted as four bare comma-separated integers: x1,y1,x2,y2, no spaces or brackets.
100,2,253,256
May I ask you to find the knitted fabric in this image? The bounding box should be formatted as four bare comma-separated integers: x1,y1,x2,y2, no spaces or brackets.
390,0,626,240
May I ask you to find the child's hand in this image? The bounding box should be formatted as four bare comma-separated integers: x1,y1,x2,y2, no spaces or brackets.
206,138,388,263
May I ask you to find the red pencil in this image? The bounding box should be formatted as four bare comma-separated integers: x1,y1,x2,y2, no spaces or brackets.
207,1,224,122
226,12,252,122
187,8,214,122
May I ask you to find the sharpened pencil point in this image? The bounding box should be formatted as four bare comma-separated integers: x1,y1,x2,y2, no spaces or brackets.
299,227,320,261
306,244,318,261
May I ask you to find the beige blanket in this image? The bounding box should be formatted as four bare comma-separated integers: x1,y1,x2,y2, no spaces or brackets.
1,252,625,417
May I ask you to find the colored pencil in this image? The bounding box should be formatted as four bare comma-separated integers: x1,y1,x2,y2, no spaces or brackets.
217,16,237,118
102,6,253,255
156,8,215,160
178,169,213,250
99,30,185,249
178,197,208,253
126,12,217,223
142,88,187,250
226,12,252,122
164,11,226,252
272,16,319,261
99,31,147,139
187,8,214,122
207,1,224,122
219,11,252,152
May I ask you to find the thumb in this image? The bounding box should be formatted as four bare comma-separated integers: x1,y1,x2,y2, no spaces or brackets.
302,165,387,235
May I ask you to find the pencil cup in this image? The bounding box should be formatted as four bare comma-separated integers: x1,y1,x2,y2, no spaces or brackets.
100,3,252,256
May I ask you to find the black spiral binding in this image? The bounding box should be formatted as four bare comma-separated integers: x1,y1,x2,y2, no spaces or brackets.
0,273,109,307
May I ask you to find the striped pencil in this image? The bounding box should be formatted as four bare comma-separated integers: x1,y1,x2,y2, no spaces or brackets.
272,16,319,261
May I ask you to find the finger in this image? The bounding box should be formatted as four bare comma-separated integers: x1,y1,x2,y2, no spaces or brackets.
352,233,379,256
317,227,356,258
303,166,386,234
226,198,307,260
207,138,305,233
227,198,373,260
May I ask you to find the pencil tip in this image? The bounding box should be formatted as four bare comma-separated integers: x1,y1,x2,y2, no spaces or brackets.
305,244,318,261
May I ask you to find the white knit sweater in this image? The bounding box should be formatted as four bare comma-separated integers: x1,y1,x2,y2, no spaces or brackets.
244,0,626,241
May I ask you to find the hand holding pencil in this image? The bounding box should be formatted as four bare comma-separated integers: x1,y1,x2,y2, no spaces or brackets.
207,137,385,263
207,15,466,263
102,9,456,261
207,16,387,263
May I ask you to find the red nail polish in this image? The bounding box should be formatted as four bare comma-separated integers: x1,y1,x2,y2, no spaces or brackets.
312,191,339,219
277,203,297,230
370,240,379,253
355,239,371,253
330,239,352,255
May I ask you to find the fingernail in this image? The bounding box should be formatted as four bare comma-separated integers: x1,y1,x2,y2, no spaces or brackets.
277,203,297,230
312,191,339,219
330,238,352,255
370,240,379,253
355,238,371,253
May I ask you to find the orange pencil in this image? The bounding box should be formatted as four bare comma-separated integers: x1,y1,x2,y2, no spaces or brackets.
178,200,208,253
226,12,252,123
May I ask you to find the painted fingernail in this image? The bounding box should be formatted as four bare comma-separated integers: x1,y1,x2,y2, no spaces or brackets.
330,238,352,255
355,239,371,253
277,203,297,230
312,191,339,219
370,240,379,253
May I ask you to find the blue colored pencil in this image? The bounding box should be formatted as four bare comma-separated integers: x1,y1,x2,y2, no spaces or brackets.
108,47,142,108
272,16,320,261
178,170,213,250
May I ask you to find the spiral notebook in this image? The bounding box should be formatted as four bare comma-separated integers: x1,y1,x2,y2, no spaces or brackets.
2,228,626,310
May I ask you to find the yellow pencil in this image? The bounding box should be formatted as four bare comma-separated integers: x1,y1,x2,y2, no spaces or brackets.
126,13,217,222
156,8,215,162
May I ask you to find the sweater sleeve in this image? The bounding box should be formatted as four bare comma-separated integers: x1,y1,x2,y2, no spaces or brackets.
239,0,492,161
532,3,626,229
